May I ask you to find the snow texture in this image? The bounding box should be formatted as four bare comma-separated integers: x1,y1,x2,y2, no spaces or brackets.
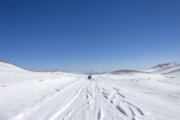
0,61,180,120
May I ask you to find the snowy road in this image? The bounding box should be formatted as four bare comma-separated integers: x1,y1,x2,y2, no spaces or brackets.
1,61,180,120
9,78,145,120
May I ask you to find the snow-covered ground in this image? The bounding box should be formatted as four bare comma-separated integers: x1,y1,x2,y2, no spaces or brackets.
0,61,180,120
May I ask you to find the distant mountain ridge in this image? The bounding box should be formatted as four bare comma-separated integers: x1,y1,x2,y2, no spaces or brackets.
1,60,180,75
111,70,148,74
112,62,180,75
145,62,180,74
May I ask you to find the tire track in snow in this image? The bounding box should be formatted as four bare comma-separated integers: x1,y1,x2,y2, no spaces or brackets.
12,78,146,120
49,82,87,120
10,78,85,120
97,83,145,120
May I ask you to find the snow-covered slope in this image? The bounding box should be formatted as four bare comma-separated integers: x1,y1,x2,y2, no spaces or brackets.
0,60,27,72
145,62,180,74
0,61,180,120
111,70,148,74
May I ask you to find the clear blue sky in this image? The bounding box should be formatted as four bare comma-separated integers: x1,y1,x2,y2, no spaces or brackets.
0,0,180,72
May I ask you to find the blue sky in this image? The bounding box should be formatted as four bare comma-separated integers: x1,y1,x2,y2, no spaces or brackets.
0,0,180,72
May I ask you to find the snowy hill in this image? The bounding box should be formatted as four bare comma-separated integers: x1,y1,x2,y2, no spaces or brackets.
111,69,149,74
145,62,180,74
112,62,180,75
0,60,27,72
0,61,180,120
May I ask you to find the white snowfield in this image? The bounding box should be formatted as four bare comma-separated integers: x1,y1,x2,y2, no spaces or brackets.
0,61,180,120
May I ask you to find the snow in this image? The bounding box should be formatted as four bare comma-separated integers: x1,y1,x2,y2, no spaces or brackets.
0,61,180,120
145,62,180,74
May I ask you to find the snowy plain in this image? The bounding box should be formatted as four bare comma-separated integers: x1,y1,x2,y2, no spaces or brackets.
0,61,180,120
